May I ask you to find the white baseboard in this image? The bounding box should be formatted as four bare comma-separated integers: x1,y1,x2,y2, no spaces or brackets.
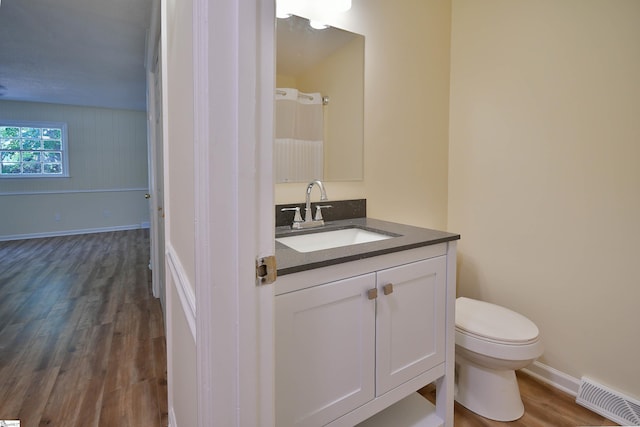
520,361,581,396
169,407,177,427
0,224,147,242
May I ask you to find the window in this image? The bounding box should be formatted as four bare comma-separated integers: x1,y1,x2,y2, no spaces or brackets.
0,121,69,178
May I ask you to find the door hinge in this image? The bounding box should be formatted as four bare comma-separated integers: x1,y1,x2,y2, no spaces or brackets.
256,255,277,285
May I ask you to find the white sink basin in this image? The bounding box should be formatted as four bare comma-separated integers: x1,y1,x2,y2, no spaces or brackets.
276,227,394,253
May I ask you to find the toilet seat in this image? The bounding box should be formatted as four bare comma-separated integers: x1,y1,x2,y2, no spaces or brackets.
456,297,539,345
456,328,543,362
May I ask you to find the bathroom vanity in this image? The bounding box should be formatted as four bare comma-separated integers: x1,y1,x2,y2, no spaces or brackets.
275,208,459,427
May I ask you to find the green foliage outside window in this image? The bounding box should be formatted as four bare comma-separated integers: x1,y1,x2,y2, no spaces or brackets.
0,123,67,177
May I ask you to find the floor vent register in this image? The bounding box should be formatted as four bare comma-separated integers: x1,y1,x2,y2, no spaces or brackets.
576,377,640,426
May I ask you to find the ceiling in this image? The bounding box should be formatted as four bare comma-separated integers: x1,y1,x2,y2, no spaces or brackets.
0,0,153,111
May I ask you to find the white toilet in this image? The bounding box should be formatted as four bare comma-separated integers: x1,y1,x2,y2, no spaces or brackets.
454,297,544,421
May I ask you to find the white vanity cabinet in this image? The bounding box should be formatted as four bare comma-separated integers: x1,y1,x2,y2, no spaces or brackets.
375,257,446,397
275,243,455,427
276,273,377,427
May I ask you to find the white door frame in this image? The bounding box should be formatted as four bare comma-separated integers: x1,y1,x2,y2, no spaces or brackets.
145,0,164,306
193,0,275,425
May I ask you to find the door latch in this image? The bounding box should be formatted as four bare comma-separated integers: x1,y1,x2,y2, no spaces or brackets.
256,255,277,285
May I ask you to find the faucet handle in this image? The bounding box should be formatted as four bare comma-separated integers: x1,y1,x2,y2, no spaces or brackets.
281,206,303,223
314,205,333,221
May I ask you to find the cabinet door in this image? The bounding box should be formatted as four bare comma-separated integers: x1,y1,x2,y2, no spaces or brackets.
375,257,446,396
276,273,376,427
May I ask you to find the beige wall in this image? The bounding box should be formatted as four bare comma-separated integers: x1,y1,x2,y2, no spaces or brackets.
276,74,297,88
0,101,149,238
275,0,452,231
276,35,364,182
297,36,365,181
449,0,640,400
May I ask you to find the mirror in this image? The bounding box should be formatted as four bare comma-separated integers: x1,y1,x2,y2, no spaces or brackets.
276,15,364,183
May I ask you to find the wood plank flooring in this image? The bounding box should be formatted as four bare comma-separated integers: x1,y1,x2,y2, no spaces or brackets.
1,230,621,427
419,370,619,426
0,230,167,427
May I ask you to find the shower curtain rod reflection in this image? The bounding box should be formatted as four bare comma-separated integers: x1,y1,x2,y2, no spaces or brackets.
276,89,329,105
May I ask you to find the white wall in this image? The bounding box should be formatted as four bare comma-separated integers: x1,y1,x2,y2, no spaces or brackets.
0,101,149,239
164,0,195,286
449,0,640,400
275,0,452,231
168,279,197,427
162,0,197,423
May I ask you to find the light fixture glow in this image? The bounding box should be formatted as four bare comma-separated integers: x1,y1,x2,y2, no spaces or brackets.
276,0,294,19
325,0,352,13
276,0,351,23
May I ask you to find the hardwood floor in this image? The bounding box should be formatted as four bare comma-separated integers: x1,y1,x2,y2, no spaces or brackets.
419,370,619,427
1,230,621,427
0,230,167,427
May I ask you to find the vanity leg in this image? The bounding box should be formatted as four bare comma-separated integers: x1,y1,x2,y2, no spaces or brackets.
436,241,457,427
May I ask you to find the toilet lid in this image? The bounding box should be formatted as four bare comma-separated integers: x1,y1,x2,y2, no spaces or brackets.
455,297,539,344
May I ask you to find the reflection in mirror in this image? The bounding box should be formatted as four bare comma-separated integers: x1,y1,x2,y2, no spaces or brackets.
276,15,364,183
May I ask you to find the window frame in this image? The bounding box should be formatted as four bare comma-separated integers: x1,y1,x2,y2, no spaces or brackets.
0,120,70,178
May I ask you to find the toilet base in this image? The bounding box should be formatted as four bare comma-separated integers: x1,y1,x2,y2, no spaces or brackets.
455,355,525,421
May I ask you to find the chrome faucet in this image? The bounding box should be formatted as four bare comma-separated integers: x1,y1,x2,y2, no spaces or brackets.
281,180,331,229
280,181,332,229
304,180,328,224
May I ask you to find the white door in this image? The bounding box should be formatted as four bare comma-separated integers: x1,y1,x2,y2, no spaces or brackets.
147,43,166,311
375,257,447,396
275,274,376,426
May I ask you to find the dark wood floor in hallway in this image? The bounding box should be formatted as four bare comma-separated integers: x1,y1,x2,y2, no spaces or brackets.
0,230,167,427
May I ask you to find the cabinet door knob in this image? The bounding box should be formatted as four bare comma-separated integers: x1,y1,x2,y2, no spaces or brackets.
367,288,378,300
383,283,394,295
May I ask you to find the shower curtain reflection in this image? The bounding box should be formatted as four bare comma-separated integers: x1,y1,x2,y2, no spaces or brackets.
275,88,324,183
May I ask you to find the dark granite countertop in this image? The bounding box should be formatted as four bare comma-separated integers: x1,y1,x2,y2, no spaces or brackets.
275,217,460,276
